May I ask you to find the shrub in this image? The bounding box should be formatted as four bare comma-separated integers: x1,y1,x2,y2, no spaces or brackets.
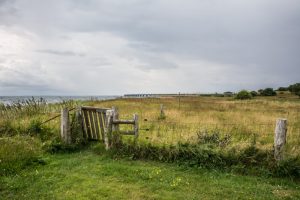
250,91,258,97
260,88,277,96
277,87,288,91
235,90,252,100
288,83,300,97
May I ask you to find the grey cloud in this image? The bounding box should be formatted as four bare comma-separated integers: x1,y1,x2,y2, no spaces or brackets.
0,0,299,95
54,0,300,75
36,49,85,57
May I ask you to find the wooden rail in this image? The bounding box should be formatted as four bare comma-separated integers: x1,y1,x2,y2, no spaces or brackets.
113,120,135,124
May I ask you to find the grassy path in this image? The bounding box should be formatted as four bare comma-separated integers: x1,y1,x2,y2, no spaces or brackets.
1,146,299,200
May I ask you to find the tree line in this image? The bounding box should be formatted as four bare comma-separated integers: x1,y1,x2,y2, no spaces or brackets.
235,83,300,100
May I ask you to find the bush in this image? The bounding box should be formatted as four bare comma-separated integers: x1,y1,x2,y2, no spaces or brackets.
260,88,277,96
0,135,42,175
250,91,258,97
277,87,288,91
288,83,300,97
235,90,252,100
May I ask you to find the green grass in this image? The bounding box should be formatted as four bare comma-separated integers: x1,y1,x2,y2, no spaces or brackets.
0,135,42,176
1,144,299,200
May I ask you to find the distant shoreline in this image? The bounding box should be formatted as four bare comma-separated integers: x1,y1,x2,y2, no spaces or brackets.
0,96,120,105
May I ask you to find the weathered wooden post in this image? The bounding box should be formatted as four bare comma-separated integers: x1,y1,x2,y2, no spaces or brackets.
134,114,139,141
61,108,71,144
112,107,119,132
112,106,121,146
104,109,113,150
274,118,288,161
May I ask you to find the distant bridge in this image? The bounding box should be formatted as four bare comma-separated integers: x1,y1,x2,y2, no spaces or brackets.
123,93,200,98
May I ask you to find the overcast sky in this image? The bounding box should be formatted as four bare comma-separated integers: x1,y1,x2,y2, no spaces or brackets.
0,0,299,95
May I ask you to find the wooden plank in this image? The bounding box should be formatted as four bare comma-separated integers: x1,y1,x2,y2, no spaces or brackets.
96,108,110,112
134,114,139,140
76,107,85,139
98,112,105,142
88,110,96,139
93,111,101,140
82,106,110,112
82,109,92,139
113,120,135,124
119,130,135,135
79,107,88,139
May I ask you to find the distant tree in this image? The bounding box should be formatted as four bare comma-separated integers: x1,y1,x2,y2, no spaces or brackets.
235,90,252,100
250,91,258,97
260,88,277,96
258,89,263,95
288,83,300,97
277,87,288,91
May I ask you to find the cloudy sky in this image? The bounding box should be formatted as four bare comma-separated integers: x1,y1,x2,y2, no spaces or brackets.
0,0,299,95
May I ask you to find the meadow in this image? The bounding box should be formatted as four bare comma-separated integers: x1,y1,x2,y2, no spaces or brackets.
1,94,300,199
88,94,300,156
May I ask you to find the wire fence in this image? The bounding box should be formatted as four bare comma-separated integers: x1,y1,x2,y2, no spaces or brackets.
119,119,300,156
36,106,300,156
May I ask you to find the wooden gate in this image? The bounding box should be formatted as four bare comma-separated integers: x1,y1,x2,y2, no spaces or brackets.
79,106,139,150
81,106,109,141
60,106,138,149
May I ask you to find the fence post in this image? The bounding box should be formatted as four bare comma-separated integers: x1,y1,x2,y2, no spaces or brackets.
61,108,71,144
274,118,287,161
134,114,139,141
104,109,113,150
160,104,165,119
112,107,119,132
112,106,121,146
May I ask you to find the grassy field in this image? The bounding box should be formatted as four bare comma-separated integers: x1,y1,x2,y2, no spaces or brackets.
1,94,300,199
1,143,300,200
86,95,300,156
1,94,299,155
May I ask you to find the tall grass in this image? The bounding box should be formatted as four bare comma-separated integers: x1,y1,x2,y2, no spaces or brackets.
89,96,300,156
0,97,82,136
0,135,42,176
